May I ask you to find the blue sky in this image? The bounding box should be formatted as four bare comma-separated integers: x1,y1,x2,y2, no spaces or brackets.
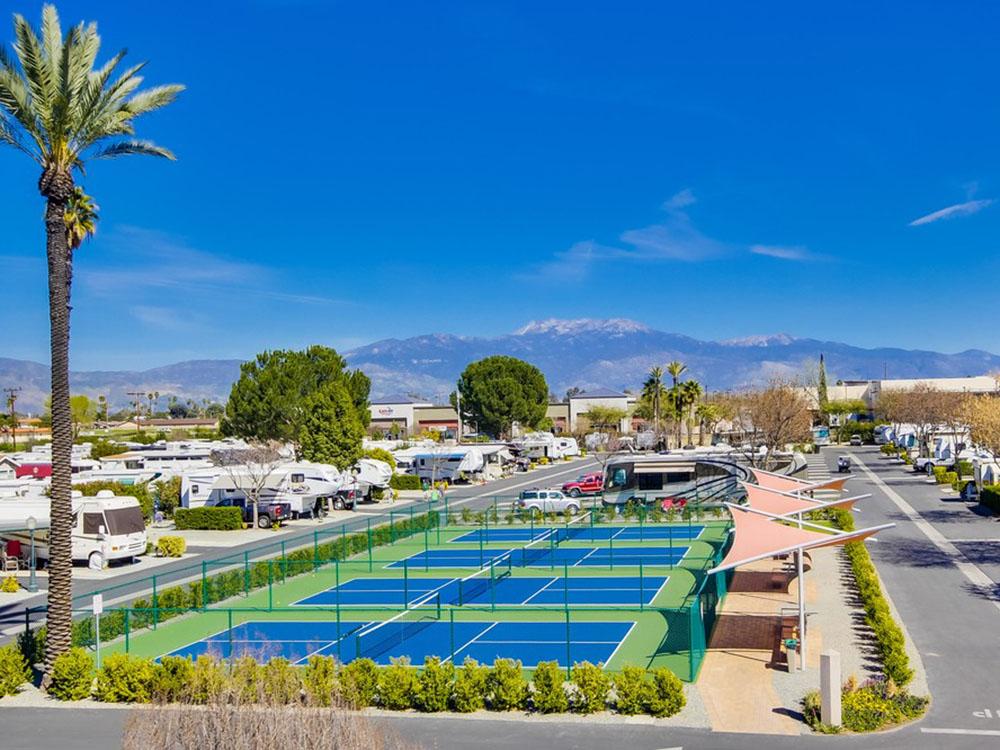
3,1,1000,369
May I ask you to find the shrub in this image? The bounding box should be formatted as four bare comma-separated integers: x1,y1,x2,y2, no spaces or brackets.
981,485,1000,514
262,657,301,704
339,658,379,707
942,471,958,487
48,648,94,700
0,645,31,696
174,507,243,530
613,665,650,715
839,679,927,732
87,439,128,460
188,655,227,704
570,661,609,714
414,656,453,712
229,656,261,702
932,465,947,483
302,655,338,707
378,657,416,710
156,536,187,557
452,658,488,712
487,659,527,711
153,476,182,517
646,667,685,717
530,661,567,713
150,655,193,703
95,653,154,703
389,473,422,491
18,626,44,668
0,576,19,593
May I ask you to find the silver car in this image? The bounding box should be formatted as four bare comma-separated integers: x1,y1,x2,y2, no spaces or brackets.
516,489,580,515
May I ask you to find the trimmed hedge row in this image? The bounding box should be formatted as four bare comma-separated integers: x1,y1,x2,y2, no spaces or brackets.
18,511,441,663
826,508,913,687
42,650,685,717
803,677,927,733
389,473,422,491
981,485,1000,514
174,507,244,530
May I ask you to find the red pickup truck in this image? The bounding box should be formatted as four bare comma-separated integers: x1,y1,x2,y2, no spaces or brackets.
561,472,603,497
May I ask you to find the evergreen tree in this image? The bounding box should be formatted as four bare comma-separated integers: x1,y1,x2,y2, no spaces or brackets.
818,353,829,410
298,383,364,470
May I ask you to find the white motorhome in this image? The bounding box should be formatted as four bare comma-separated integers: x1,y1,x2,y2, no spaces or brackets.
0,490,146,567
179,462,348,517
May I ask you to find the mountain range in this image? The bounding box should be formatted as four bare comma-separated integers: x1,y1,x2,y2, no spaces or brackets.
4,318,1000,412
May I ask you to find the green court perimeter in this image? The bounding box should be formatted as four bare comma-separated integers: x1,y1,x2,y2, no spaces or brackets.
102,515,731,681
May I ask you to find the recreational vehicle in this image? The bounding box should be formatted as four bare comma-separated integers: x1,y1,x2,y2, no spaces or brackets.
601,454,752,508
0,490,146,567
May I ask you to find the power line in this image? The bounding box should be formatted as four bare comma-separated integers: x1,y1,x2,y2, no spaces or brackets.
125,391,145,432
3,387,21,450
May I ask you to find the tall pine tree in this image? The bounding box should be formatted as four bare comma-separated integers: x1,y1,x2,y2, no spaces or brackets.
817,354,829,410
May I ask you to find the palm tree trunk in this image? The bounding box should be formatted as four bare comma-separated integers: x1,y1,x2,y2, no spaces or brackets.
42,192,74,682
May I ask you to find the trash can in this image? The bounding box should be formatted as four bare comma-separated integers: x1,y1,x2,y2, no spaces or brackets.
784,638,800,672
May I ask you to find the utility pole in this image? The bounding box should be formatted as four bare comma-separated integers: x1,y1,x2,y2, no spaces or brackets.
3,387,21,449
126,391,144,432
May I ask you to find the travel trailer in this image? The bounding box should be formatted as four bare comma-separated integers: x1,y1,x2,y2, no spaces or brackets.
514,433,580,460
0,490,146,567
179,462,347,517
410,447,485,484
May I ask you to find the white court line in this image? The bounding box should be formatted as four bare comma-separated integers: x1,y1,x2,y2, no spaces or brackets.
851,455,1000,614
521,577,560,604
921,728,1000,736
446,622,498,663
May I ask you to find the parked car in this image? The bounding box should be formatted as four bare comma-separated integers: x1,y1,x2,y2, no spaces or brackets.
849,434,863,446
331,487,359,511
561,472,603,497
516,489,580,515
209,497,291,529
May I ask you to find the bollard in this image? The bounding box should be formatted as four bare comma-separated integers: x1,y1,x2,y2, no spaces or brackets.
820,650,842,727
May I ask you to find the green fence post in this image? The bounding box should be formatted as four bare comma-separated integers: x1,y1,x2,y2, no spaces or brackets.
479,531,484,567
390,511,396,543
564,608,572,680
449,607,455,663
124,609,130,653
243,551,250,597
403,561,409,609
436,511,441,545
367,519,373,573
267,561,273,610
549,531,555,571
313,530,319,567
152,577,158,630
340,524,347,558
336,599,342,661
281,540,287,582
639,562,644,611
201,561,208,609
564,563,569,614
609,528,614,571
640,510,645,542
228,608,234,664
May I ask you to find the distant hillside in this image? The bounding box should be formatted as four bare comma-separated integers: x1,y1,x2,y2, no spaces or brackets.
4,318,1000,410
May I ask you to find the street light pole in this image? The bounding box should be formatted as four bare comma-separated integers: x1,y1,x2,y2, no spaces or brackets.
25,515,37,593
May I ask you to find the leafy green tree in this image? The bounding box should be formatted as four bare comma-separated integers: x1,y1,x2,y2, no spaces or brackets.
298,383,364,470
641,366,667,435
0,5,182,677
456,356,548,439
223,346,370,455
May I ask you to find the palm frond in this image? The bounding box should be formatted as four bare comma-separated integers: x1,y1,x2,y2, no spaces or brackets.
122,84,184,117
0,114,37,160
12,13,53,134
90,138,175,160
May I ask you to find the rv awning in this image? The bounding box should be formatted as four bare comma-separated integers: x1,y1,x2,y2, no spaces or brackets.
741,482,865,515
749,467,849,494
707,504,891,575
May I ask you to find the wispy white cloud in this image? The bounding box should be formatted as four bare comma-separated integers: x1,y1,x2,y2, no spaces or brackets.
79,226,343,305
909,199,994,227
130,305,199,332
663,188,696,210
750,244,818,262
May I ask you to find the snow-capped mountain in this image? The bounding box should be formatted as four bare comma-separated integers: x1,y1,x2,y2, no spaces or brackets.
5,318,1000,410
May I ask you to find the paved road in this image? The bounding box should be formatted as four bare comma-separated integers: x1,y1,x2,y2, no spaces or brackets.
0,458,599,634
827,447,1000,742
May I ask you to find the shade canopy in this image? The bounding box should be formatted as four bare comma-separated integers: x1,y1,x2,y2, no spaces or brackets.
708,504,891,574
749,467,849,494
741,482,865,515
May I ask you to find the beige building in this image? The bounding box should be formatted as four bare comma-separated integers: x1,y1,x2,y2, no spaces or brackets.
804,374,999,414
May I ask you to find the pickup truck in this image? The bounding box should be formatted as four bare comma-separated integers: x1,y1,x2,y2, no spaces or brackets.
208,497,292,529
561,472,603,497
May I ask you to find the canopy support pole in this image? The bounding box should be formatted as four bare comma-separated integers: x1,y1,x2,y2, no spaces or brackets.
797,549,806,671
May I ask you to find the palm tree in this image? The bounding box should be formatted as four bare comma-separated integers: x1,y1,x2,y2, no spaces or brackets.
641,366,666,435
64,186,98,249
0,6,182,677
680,379,703,446
665,361,687,447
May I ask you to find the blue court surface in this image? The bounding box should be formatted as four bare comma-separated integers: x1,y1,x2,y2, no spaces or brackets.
388,545,689,570
166,619,633,667
450,524,704,544
293,574,668,607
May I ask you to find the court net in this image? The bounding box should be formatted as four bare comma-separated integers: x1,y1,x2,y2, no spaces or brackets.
456,556,512,605
353,591,441,660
